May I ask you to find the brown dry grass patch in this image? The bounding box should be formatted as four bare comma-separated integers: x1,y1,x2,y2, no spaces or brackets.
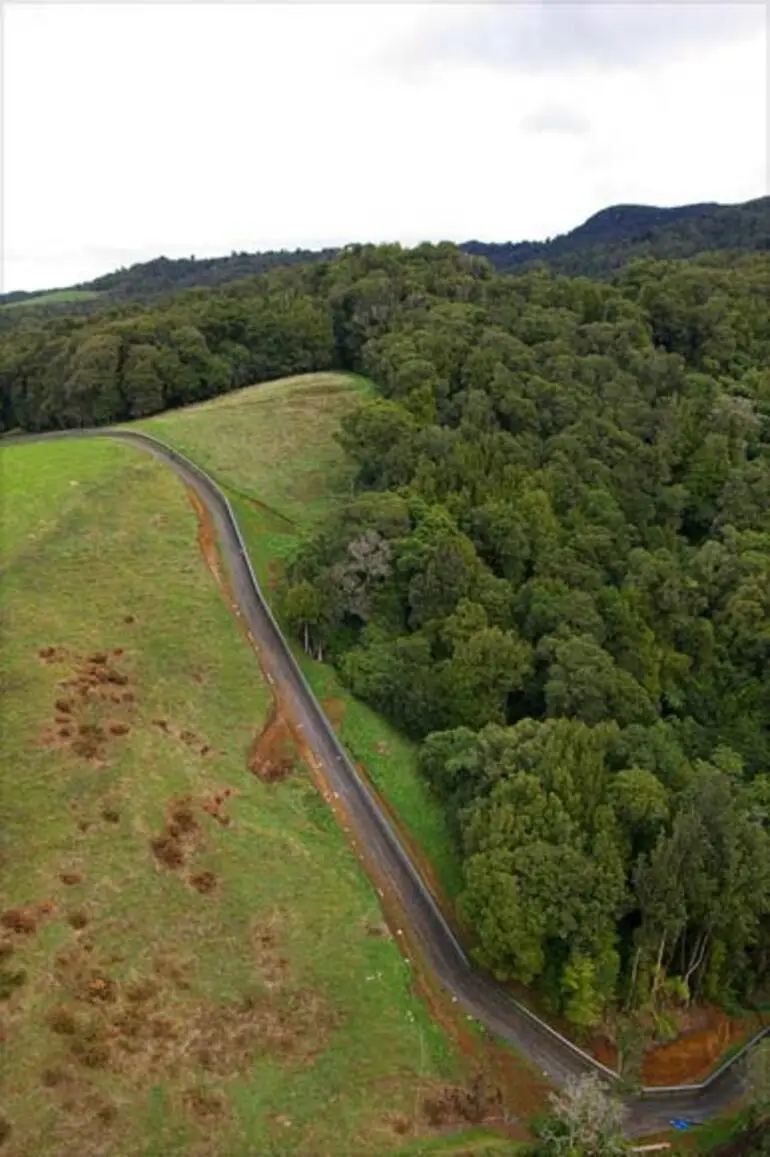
252,914,291,991
39,932,339,1094
182,1086,228,1122
420,1070,501,1129
200,786,236,828
321,697,347,728
150,715,215,759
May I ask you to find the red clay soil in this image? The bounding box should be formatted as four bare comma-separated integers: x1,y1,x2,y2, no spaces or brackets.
501,975,770,1088
188,489,227,594
186,486,325,790
639,1008,770,1086
248,704,299,783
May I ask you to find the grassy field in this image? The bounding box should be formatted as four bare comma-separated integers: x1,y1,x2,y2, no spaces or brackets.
1,289,103,310
139,374,464,904
141,372,374,526
0,438,474,1157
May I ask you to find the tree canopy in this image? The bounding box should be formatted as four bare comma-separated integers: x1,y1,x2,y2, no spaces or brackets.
2,230,769,1034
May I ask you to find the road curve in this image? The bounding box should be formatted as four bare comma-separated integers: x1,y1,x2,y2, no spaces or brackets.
5,427,766,1137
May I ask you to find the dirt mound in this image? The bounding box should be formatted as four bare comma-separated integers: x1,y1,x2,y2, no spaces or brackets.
42,935,339,1087
150,793,237,893
37,646,136,765
1,908,38,935
200,787,236,828
67,908,89,931
421,1071,501,1129
190,871,217,895
38,645,68,665
248,706,298,783
150,716,216,759
1,903,55,936
252,914,291,990
150,795,201,872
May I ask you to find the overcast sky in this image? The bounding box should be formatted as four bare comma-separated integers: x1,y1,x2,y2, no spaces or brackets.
3,1,768,293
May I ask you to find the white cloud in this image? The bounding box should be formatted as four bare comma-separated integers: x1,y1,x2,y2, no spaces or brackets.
520,106,591,136
390,1,766,75
3,3,767,292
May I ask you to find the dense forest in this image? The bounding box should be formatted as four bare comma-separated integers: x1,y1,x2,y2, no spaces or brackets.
2,196,766,312
2,229,770,1037
277,245,770,1032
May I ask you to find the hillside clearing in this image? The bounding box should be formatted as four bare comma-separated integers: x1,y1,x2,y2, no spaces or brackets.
0,438,473,1156
141,371,374,525
0,289,102,310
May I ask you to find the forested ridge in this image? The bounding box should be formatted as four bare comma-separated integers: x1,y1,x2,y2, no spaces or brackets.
2,236,770,1042
465,195,770,278
2,195,765,312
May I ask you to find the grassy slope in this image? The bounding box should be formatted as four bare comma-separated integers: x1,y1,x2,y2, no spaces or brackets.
142,372,371,525
141,374,464,901
1,438,465,1157
1,289,103,310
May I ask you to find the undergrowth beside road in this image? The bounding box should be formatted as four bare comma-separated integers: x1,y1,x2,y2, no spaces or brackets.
0,437,472,1157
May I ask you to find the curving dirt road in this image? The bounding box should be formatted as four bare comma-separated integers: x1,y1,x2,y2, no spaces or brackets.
6,427,766,1137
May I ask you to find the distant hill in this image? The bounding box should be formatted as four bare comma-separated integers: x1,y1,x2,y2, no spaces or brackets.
463,196,770,277
2,196,767,312
84,247,338,298
0,247,337,316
